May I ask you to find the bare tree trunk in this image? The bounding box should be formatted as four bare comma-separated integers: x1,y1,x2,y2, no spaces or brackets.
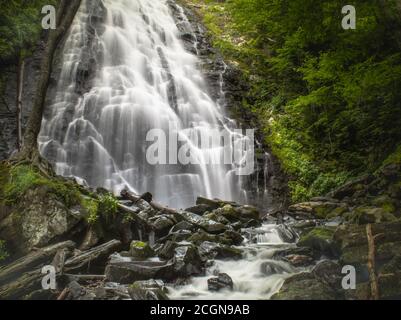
12,0,82,168
366,224,380,300
16,53,25,152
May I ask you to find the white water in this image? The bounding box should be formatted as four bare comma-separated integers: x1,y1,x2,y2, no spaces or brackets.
38,0,253,209
167,224,296,300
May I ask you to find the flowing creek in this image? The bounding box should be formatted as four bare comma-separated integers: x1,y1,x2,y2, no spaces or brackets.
167,223,297,300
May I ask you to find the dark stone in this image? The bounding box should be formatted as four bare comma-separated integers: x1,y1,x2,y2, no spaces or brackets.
128,280,169,300
207,273,233,291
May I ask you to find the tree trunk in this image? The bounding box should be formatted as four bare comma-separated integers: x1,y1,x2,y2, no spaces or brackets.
12,0,82,166
366,224,380,300
16,53,25,152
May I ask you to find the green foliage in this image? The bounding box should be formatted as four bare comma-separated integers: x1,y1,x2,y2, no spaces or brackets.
98,194,118,216
83,194,118,225
0,240,8,262
194,0,401,202
82,197,99,224
0,0,57,61
0,164,81,207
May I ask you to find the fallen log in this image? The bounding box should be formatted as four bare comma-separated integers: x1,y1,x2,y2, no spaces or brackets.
120,189,178,215
64,239,122,273
0,241,75,286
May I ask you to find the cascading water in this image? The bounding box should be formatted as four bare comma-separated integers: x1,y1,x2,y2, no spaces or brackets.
167,223,296,300
39,0,253,209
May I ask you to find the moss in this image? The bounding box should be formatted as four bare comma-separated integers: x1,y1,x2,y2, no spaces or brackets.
298,226,337,256
0,164,81,207
0,240,8,262
130,241,154,259
381,145,401,167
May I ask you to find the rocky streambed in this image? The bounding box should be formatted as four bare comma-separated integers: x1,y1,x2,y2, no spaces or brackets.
1,162,401,300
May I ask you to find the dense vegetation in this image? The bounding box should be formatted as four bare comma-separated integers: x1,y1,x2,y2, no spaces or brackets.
192,0,401,201
0,0,57,62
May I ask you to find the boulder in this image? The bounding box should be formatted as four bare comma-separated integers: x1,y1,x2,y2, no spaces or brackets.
105,255,174,283
195,197,221,211
297,226,337,257
129,241,155,260
207,273,233,291
198,241,242,260
185,204,210,215
175,211,226,234
271,272,340,300
128,279,169,300
349,206,397,225
172,244,204,277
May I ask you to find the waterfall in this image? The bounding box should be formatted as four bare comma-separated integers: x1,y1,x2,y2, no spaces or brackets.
39,0,254,209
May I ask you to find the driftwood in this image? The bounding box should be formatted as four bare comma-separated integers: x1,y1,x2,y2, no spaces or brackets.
366,224,379,300
63,239,121,273
0,241,75,286
0,240,120,299
120,189,178,215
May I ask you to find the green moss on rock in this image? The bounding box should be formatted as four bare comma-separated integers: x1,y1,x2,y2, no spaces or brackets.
298,226,337,257
130,241,154,259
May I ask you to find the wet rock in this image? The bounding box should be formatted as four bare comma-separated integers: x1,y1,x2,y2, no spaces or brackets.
222,230,244,246
195,197,221,211
271,272,340,300
172,244,204,277
214,205,240,222
129,241,155,260
237,205,260,221
273,246,317,261
170,221,196,233
203,212,230,225
157,240,177,260
276,224,298,243
198,241,243,260
105,256,174,284
312,260,342,290
284,254,313,267
150,215,176,236
207,273,233,291
128,279,169,300
297,226,337,257
175,211,226,234
260,260,293,276
185,204,210,215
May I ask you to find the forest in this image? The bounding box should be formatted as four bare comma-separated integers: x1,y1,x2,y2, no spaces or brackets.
0,0,401,302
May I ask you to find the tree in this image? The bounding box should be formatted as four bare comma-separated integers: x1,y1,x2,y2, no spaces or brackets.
11,0,82,172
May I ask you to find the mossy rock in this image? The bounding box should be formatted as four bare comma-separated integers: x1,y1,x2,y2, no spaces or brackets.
128,280,169,300
371,195,397,213
298,226,337,257
129,241,154,260
214,204,240,222
350,206,397,225
271,272,339,300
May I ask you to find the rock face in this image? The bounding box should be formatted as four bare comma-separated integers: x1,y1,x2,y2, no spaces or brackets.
0,186,86,255
167,0,288,211
272,162,401,300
